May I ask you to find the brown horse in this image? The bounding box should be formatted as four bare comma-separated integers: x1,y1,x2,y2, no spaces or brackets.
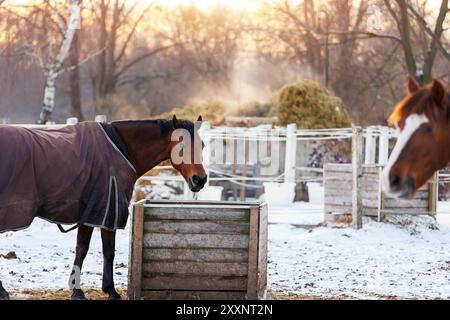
0,115,207,300
382,76,449,198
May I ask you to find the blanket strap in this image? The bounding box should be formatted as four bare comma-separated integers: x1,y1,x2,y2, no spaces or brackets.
57,192,97,233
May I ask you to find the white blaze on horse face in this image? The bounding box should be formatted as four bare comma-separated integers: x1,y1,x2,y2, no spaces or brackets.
382,113,429,196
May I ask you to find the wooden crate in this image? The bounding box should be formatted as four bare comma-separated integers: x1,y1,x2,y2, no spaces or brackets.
128,200,268,300
324,163,436,220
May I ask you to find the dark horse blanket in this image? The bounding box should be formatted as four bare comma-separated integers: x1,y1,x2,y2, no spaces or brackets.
0,122,137,233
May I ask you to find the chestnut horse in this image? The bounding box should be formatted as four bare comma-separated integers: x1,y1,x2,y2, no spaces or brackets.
0,115,207,300
382,76,449,198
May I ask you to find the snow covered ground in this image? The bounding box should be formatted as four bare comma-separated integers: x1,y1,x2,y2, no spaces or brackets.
2,201,450,299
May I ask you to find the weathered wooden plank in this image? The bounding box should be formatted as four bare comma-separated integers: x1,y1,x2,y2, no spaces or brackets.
325,181,380,192
325,197,380,208
143,248,249,262
381,210,432,215
326,188,428,200
325,205,352,214
325,198,361,206
384,198,428,208
144,207,249,221
257,204,268,299
144,220,249,235
325,163,381,171
128,204,144,300
428,173,438,217
324,198,353,206
144,233,249,249
325,190,378,200
143,274,247,291
382,208,429,214
143,261,248,276
323,164,352,172
363,209,380,216
247,206,259,299
141,290,246,300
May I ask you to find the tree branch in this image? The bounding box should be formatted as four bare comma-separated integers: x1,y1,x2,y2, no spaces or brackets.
407,1,450,60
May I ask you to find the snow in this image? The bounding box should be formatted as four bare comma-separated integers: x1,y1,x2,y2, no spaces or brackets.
2,200,450,299
0,220,130,291
268,202,450,299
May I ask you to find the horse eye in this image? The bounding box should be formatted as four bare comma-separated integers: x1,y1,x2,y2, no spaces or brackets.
425,125,433,134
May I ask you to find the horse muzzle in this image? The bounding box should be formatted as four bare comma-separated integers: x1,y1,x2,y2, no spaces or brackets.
382,170,416,199
188,175,207,192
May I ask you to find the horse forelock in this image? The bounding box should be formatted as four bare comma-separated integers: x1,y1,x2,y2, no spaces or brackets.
388,86,448,129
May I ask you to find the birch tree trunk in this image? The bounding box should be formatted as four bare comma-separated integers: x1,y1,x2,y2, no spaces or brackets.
38,0,80,124
69,26,83,121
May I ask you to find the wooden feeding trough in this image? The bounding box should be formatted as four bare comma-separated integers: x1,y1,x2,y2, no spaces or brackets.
323,163,437,222
128,200,268,300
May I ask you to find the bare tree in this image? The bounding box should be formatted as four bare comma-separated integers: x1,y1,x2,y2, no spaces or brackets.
88,0,180,117
38,0,81,123
360,0,449,84
69,1,83,121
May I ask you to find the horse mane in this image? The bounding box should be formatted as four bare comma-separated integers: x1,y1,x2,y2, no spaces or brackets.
388,85,450,126
111,119,195,138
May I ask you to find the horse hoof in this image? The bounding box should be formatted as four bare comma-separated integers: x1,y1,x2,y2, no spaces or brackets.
0,291,10,300
71,289,87,300
107,291,122,300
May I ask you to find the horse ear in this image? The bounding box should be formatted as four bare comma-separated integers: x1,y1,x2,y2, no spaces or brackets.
431,78,447,106
407,75,420,94
197,115,202,122
172,115,180,129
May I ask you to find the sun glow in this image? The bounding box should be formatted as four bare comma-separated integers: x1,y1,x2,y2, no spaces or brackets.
155,0,264,13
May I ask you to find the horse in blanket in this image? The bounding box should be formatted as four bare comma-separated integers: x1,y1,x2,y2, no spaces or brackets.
0,116,207,300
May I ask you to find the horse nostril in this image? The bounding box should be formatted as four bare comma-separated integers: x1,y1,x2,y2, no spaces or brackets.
191,175,206,187
389,173,401,189
406,176,415,190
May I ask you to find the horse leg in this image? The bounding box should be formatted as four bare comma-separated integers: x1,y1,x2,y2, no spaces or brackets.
70,225,94,300
0,280,10,300
101,228,121,300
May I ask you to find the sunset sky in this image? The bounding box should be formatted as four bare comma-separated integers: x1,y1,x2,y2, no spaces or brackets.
3,0,445,13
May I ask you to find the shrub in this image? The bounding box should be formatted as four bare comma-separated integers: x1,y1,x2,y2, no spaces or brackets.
276,80,351,128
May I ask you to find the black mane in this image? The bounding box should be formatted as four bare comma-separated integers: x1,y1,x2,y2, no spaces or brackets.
111,119,195,137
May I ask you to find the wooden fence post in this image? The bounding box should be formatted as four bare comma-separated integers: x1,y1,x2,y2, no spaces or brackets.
429,172,438,219
284,124,297,184
352,126,363,229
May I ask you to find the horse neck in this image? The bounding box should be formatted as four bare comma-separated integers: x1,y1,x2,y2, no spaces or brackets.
112,122,172,177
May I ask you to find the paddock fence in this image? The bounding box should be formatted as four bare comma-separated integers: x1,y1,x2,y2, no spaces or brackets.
10,116,446,229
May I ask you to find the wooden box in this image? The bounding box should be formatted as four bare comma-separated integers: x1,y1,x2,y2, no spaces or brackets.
324,163,436,220
128,200,268,300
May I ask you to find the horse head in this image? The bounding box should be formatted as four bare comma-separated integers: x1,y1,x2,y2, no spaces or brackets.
168,115,207,192
382,76,450,198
